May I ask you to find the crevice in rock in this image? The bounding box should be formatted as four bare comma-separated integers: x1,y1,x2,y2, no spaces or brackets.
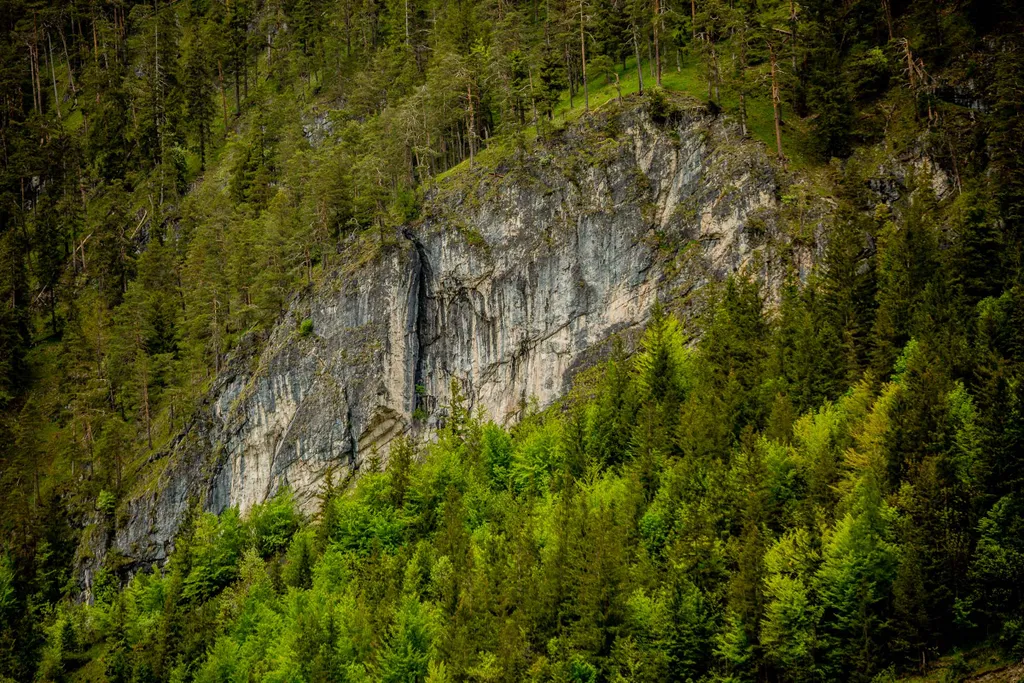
344,385,358,468
403,229,434,417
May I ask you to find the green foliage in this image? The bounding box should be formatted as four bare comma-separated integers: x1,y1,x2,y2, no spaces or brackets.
283,529,316,589
248,490,301,557
815,479,898,680
379,597,439,683
0,555,15,626
17,277,1024,682
4,1,1024,681
632,301,691,405
510,421,562,495
480,423,514,491
762,530,818,681
970,495,1024,633
97,490,117,517
183,509,246,602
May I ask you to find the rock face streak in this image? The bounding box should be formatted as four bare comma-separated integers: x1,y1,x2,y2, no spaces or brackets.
99,102,797,577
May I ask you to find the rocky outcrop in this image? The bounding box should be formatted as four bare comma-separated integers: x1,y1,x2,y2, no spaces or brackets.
89,95,811,584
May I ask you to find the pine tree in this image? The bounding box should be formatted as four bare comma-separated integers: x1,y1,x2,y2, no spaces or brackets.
871,186,938,377
989,34,1024,278
183,34,215,168
800,0,853,159
815,478,897,681
762,530,818,682
587,341,637,469
0,231,30,402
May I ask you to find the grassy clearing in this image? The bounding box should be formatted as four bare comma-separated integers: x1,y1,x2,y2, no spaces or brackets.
543,53,816,168
436,52,819,186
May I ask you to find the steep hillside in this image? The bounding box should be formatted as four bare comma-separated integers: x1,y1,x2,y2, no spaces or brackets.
87,94,815,586
2,0,1024,681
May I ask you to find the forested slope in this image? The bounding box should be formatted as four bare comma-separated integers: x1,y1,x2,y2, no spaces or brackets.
1,0,1024,681
83,92,809,590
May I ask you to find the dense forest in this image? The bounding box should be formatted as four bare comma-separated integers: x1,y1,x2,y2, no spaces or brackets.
2,0,1024,680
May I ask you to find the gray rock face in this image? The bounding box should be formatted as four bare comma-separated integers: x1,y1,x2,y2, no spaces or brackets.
95,99,803,580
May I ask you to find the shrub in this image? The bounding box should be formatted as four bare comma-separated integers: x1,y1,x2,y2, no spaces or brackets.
248,490,300,557
480,423,513,491
97,489,117,517
183,510,246,602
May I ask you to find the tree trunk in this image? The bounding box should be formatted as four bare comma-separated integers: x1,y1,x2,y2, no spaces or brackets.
738,36,748,136
28,43,37,114
529,68,539,129
632,27,644,94
235,60,240,114
580,1,589,112
467,82,475,167
790,0,799,69
59,28,76,96
92,10,99,65
136,332,153,450
218,59,229,135
48,33,60,120
881,0,894,40
739,91,747,137
213,296,221,374
653,0,662,86
565,43,573,109
33,13,43,113
769,41,784,161
903,40,917,89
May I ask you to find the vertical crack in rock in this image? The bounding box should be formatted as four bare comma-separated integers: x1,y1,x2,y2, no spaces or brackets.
344,385,358,468
404,228,433,418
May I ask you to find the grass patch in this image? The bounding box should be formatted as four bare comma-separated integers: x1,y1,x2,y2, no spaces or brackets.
437,52,819,187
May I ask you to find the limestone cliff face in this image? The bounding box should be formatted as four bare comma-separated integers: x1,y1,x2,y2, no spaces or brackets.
90,96,807,584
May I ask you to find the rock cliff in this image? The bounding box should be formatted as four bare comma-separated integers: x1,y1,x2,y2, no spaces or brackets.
86,94,811,587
